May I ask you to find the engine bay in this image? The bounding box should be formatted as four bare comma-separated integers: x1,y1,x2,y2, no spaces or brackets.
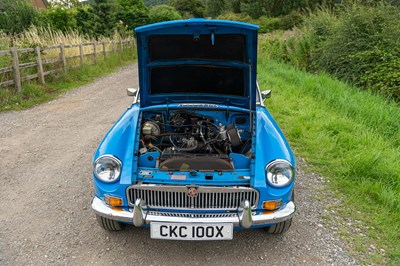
138,109,253,171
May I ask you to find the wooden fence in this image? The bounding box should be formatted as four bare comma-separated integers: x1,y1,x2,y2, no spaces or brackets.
0,38,135,92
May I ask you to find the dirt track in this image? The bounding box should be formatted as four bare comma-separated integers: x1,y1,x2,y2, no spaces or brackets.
0,64,356,265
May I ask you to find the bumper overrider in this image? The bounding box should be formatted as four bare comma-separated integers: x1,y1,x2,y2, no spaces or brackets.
91,197,295,229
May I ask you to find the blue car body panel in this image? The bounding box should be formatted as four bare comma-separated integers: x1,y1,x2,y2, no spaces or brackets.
92,20,295,229
93,104,295,212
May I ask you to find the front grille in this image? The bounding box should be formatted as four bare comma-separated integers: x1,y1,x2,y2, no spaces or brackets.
147,211,240,218
126,185,259,210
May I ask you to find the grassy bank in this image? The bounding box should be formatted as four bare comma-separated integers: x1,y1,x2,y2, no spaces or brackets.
258,57,400,263
0,48,136,111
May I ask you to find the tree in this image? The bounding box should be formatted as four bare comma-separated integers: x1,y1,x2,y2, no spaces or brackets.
90,0,118,37
240,0,267,19
49,0,80,8
224,0,241,13
0,0,38,35
143,0,168,6
205,0,225,17
149,5,182,23
76,5,95,36
116,0,150,31
168,0,205,18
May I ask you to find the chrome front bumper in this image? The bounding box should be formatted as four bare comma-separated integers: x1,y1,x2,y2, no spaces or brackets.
91,197,295,229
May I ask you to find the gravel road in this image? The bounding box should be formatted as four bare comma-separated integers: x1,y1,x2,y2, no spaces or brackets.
0,64,356,265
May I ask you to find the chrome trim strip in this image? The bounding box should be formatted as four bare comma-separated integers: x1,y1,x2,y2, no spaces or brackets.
91,197,133,223
91,197,295,228
256,81,264,107
126,184,259,210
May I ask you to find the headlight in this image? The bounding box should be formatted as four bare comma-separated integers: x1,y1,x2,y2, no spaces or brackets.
265,159,294,187
93,155,122,183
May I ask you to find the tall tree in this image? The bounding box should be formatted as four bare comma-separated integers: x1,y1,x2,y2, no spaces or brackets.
91,0,118,37
76,5,95,36
149,5,182,23
116,0,150,31
224,0,241,13
205,0,225,17
240,0,267,19
168,0,205,18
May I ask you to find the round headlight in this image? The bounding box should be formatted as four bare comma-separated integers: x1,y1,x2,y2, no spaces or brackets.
93,155,122,183
265,159,294,187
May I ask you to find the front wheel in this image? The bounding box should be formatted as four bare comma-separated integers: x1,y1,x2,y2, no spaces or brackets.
265,218,292,234
96,215,124,231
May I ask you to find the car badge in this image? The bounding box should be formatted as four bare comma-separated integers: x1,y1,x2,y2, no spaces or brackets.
187,187,198,197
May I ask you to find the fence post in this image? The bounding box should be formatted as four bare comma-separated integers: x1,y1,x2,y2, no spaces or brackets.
35,46,45,84
112,41,115,53
79,43,84,67
93,42,97,64
10,47,21,93
60,43,67,74
102,42,106,59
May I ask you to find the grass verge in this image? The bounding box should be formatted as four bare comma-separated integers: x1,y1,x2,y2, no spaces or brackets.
258,58,400,264
0,49,136,111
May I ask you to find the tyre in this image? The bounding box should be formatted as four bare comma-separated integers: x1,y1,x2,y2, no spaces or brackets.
265,218,292,234
96,215,124,231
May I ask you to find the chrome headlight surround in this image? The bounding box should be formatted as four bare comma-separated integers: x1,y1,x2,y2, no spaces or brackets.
265,159,294,188
93,155,122,183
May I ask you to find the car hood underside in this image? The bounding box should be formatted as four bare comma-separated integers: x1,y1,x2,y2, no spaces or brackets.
135,19,259,110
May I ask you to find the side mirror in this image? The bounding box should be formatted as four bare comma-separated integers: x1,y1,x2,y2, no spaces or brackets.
127,88,138,97
261,90,272,100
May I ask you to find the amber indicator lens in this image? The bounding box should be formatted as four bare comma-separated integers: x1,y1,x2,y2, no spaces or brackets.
105,195,123,207
262,200,282,211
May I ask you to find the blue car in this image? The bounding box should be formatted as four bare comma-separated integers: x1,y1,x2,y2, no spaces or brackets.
91,19,296,240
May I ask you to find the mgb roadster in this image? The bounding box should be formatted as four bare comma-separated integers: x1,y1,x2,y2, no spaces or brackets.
91,19,296,240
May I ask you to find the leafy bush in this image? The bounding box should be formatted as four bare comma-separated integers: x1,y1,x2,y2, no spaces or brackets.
259,29,316,70
278,11,303,30
217,12,253,23
351,49,400,99
315,3,400,100
257,17,282,33
257,11,304,33
260,3,400,101
36,8,77,33
149,5,182,23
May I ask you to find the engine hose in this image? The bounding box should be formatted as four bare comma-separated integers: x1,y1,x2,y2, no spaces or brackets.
173,145,199,152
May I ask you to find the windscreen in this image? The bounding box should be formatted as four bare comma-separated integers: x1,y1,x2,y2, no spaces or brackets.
150,65,245,96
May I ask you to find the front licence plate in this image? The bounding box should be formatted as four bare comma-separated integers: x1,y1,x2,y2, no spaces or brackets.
150,222,233,240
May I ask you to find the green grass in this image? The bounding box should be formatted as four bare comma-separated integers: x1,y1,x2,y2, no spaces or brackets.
258,57,400,264
0,49,136,111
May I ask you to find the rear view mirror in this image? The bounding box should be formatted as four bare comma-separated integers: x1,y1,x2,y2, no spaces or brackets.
261,90,272,100
127,88,138,97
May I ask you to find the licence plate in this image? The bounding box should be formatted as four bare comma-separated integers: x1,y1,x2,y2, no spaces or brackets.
150,222,233,240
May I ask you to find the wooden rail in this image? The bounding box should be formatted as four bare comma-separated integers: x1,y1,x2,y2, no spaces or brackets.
0,38,135,92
